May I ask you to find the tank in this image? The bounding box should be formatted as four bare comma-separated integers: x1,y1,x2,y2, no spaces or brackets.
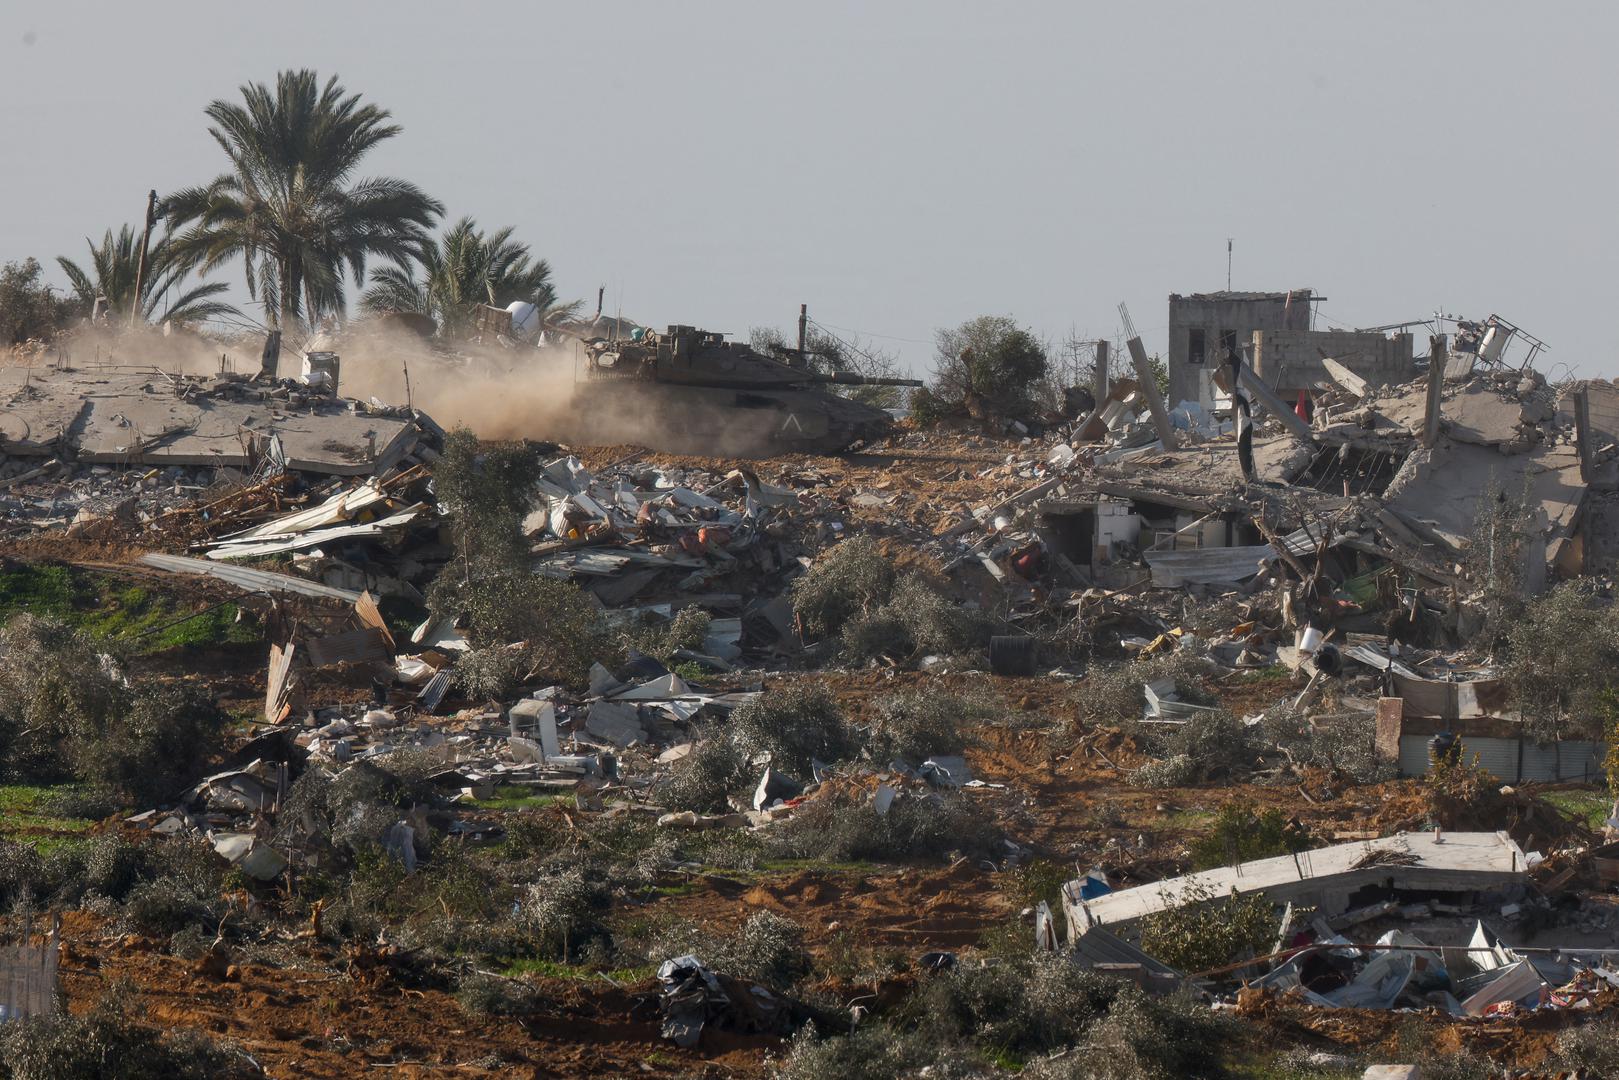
575,325,922,455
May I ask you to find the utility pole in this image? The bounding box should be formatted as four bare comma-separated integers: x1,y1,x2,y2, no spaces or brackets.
1226,238,1233,291
797,303,807,355
129,189,158,329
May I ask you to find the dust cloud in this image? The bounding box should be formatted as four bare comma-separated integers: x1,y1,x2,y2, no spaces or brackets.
329,326,780,456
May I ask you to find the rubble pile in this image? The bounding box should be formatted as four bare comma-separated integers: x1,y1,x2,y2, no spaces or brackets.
11,318,1619,1077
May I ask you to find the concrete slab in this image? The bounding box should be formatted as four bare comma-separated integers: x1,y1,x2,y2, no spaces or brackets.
1383,439,1584,548
0,368,420,475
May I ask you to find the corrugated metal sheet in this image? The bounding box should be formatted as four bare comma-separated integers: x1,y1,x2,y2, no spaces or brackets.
1143,544,1274,587
1467,738,1524,783
1397,735,1607,782
140,552,361,603
206,506,423,560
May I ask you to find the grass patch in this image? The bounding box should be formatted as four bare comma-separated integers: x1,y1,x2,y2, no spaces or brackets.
1227,666,1294,687
0,562,262,653
502,957,654,983
1162,807,1217,830
0,784,97,850
1542,787,1611,831
472,786,566,811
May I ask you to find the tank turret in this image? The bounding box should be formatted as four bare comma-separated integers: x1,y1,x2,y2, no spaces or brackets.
578,326,920,454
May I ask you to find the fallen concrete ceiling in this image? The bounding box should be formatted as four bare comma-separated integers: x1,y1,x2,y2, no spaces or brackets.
0,369,422,475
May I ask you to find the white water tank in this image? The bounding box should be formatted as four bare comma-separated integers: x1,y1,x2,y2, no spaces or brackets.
1479,319,1514,364
506,301,541,339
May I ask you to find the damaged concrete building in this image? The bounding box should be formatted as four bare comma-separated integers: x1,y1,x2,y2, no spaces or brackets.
1167,289,1314,407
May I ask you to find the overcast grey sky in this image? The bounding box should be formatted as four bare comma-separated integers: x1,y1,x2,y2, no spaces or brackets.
3,1,1613,379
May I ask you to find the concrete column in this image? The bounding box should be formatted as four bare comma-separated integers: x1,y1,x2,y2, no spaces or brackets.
1125,336,1175,447
1422,336,1446,448
1574,387,1594,484
1234,354,1314,442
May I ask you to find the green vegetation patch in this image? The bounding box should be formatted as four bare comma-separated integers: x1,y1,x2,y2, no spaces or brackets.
0,561,261,653
0,783,97,851
1542,786,1612,831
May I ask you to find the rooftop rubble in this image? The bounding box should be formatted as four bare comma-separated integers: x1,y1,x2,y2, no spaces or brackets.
0,364,443,542
18,317,1619,1071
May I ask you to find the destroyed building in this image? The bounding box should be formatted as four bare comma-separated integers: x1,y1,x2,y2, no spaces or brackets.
1167,289,1314,407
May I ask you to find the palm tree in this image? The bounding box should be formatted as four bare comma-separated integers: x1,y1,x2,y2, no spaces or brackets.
360,216,578,338
57,226,240,325
164,70,443,332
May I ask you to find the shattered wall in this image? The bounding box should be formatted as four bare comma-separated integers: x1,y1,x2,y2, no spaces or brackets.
1166,290,1312,407
1252,329,1414,396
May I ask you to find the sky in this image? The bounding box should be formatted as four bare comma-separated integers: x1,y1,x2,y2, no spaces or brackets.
2,1,1614,381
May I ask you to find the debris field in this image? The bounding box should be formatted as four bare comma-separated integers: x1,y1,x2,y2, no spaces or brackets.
3,310,1619,1080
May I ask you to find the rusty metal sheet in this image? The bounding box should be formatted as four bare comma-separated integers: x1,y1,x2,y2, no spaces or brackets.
304,627,390,668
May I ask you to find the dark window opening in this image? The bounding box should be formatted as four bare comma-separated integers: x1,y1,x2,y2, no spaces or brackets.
1039,509,1098,565
1294,443,1402,497
1220,329,1239,363
1187,328,1206,366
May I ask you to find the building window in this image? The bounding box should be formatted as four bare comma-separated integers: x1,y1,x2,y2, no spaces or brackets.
1220,329,1239,362
1188,328,1206,366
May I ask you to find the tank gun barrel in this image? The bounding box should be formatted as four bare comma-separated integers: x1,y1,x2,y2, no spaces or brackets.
811,371,923,388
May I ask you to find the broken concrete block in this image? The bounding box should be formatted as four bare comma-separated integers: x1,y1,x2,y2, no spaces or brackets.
872,783,898,816
752,766,803,810
1362,1066,1420,1080
585,700,647,747
211,832,255,864
589,662,625,697
658,743,694,765
509,735,544,764
658,811,701,829
239,844,288,882
921,756,971,788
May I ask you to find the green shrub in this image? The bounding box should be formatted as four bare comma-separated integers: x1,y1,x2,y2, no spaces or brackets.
1555,1017,1619,1077
1083,652,1213,728
865,688,991,765
428,571,616,690
768,791,1001,864
659,734,746,814
518,866,609,961
0,615,128,784
728,684,854,777
455,972,540,1016
76,684,227,806
1189,803,1309,870
1128,711,1260,788
0,987,251,1080
842,573,990,664
431,430,546,572
775,1023,952,1080
453,645,527,700
648,911,811,993
1502,581,1619,742
790,536,895,640
120,836,227,936
1137,886,1278,975
624,606,713,663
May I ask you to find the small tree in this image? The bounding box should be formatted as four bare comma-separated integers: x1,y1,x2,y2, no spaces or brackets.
431,427,545,573
925,315,1049,423
1502,582,1619,742
0,258,73,345
427,428,615,688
